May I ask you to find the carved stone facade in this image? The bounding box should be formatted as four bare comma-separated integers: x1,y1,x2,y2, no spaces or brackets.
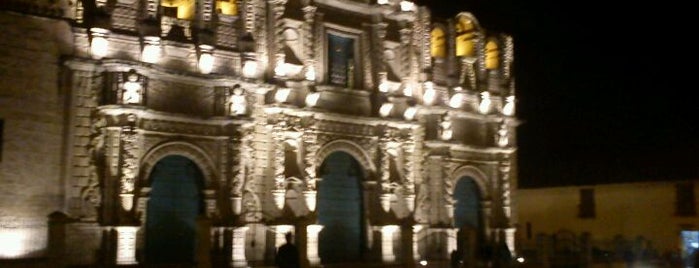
0,0,518,266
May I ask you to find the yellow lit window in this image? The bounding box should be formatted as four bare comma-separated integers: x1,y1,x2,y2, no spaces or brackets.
161,0,195,20
430,28,446,58
485,40,499,69
216,0,237,16
455,17,475,57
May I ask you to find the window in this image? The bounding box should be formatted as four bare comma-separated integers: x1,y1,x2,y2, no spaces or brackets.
676,182,697,216
455,17,475,57
578,188,595,218
161,0,195,19
327,34,355,88
485,40,499,69
430,27,446,58
215,0,237,15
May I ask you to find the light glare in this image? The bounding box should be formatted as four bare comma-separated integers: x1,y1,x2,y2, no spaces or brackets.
275,88,291,103
305,92,320,107
242,60,258,78
479,91,491,114
198,53,214,74
90,36,108,59
379,103,393,117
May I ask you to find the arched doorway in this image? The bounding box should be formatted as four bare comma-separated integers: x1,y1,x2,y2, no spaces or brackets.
453,177,482,265
145,155,205,264
317,151,364,264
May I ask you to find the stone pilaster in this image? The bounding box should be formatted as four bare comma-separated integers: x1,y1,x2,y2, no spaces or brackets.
380,225,399,263
411,224,425,261
306,224,323,265
371,22,387,79
269,0,287,76
302,4,317,76
418,7,431,77
499,161,512,223
399,23,412,79
115,226,139,265
379,137,393,212
303,130,319,211
231,226,249,267
272,122,287,210
118,124,140,220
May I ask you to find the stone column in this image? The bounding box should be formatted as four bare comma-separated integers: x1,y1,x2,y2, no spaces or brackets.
379,139,393,212
418,7,431,76
231,226,249,267
504,227,516,256
446,228,458,258
499,161,512,221
303,132,319,211
399,22,412,90
269,0,287,77
306,224,323,265
271,225,295,248
272,123,287,210
371,22,388,87
119,123,141,221
412,224,425,262
480,200,492,242
115,226,139,265
380,225,399,263
302,4,317,80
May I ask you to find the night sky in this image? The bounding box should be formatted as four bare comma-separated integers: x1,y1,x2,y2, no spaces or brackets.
419,0,699,187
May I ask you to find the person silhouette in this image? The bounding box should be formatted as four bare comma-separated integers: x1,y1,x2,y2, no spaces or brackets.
275,232,300,268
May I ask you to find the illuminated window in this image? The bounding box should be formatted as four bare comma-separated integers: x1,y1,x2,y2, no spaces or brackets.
578,188,595,218
161,0,195,20
430,27,446,58
676,182,697,216
485,40,499,69
455,17,475,57
327,34,355,88
216,0,237,15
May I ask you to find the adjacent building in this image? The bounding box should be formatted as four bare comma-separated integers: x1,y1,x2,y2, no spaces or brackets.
516,180,699,267
0,0,518,266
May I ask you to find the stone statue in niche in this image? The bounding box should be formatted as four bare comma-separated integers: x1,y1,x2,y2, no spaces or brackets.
122,70,143,105
228,85,247,115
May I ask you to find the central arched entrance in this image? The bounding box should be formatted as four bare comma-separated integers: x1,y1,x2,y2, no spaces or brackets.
453,177,483,265
145,155,205,264
317,151,364,264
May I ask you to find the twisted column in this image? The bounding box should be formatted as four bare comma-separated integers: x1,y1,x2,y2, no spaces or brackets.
302,5,317,78
269,0,287,76
499,161,512,222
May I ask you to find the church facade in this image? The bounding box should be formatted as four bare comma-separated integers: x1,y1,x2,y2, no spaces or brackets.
0,0,518,266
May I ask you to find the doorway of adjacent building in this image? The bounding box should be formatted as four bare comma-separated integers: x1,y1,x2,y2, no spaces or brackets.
681,230,699,268
317,151,364,264
145,155,205,264
453,177,482,264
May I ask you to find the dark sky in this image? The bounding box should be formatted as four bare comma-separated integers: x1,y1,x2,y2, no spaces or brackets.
419,0,699,187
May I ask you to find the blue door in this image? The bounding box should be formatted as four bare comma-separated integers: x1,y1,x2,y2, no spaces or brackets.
317,152,363,263
145,155,204,264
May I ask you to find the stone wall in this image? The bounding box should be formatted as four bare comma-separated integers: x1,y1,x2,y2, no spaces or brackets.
0,11,72,258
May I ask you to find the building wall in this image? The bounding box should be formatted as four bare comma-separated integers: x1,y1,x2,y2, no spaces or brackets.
516,181,699,253
0,11,73,258
0,1,519,266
